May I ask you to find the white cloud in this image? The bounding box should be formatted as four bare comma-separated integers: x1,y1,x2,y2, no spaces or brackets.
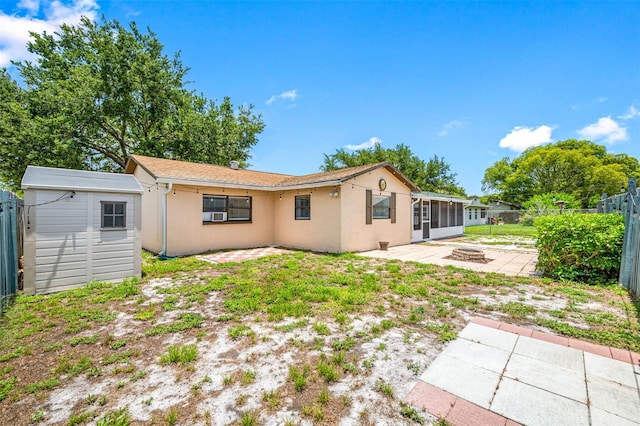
577,117,627,143
345,136,381,151
619,104,640,121
0,0,98,67
18,0,40,14
437,119,464,137
499,125,554,152
570,97,607,110
266,89,298,105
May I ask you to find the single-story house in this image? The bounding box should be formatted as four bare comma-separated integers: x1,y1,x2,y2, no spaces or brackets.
465,197,491,226
21,166,143,294
411,192,469,242
125,155,423,256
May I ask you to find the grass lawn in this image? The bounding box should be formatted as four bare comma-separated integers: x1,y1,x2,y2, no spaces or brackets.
464,223,537,237
0,251,638,425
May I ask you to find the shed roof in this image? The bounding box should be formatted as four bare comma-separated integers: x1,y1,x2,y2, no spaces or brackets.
125,155,419,191
22,166,143,194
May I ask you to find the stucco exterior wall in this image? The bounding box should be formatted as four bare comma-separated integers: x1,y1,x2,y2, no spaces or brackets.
133,167,162,254
273,187,342,253
340,169,412,252
164,185,275,256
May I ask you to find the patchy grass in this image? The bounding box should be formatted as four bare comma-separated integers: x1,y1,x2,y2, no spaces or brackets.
141,251,213,278
0,250,638,425
145,313,204,336
160,344,198,365
465,224,537,237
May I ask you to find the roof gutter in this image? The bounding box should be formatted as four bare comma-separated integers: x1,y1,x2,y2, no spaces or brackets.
153,178,344,192
159,182,172,257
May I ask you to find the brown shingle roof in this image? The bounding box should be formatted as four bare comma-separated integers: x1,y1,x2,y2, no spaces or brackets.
125,155,292,187
125,155,419,191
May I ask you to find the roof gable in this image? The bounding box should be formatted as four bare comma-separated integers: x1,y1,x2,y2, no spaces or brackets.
125,155,419,191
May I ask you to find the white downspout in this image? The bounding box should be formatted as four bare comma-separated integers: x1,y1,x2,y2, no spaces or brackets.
159,182,172,256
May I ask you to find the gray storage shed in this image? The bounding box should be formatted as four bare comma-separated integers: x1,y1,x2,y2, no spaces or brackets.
21,166,143,294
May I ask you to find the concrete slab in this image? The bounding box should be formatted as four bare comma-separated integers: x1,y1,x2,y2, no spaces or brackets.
503,353,587,403
359,241,539,277
584,351,638,388
420,353,501,409
406,319,640,426
514,335,584,371
587,375,640,423
441,338,511,374
590,407,640,426
491,377,589,426
459,322,518,352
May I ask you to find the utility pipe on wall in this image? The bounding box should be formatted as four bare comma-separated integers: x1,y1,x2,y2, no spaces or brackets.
159,182,172,256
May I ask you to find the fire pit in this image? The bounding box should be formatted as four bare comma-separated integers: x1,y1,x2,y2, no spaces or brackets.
451,247,486,261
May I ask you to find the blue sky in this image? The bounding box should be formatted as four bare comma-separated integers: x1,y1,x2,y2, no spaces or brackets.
1,1,639,195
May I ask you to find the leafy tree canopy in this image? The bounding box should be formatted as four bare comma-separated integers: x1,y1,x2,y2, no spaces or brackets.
522,192,581,211
0,17,264,192
321,142,465,195
482,139,640,208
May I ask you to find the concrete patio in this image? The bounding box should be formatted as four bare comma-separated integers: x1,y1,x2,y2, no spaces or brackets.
405,318,640,426
361,241,538,277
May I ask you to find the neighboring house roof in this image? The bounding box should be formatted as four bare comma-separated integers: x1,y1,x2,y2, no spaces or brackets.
413,191,469,204
489,200,521,209
125,155,419,191
22,166,143,194
466,199,491,209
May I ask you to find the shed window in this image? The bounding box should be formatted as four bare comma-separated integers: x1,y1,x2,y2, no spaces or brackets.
203,195,251,223
295,195,311,220
101,201,126,229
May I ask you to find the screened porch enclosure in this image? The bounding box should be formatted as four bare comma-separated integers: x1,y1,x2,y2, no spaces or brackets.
411,195,467,242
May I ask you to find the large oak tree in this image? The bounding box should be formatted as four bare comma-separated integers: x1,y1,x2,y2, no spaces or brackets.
482,140,640,207
0,17,264,191
321,142,465,195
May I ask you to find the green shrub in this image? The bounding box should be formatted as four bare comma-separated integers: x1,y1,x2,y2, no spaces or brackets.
535,213,624,284
520,193,581,226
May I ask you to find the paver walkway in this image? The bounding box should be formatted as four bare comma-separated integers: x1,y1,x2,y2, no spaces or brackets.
405,317,640,426
361,242,538,276
197,247,292,263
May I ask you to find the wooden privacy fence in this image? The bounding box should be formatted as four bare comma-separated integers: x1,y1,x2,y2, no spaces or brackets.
597,178,639,296
0,190,23,311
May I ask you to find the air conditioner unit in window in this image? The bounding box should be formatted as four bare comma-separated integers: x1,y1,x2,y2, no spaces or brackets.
212,212,227,222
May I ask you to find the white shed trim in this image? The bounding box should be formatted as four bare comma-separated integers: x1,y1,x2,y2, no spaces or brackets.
22,166,143,194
